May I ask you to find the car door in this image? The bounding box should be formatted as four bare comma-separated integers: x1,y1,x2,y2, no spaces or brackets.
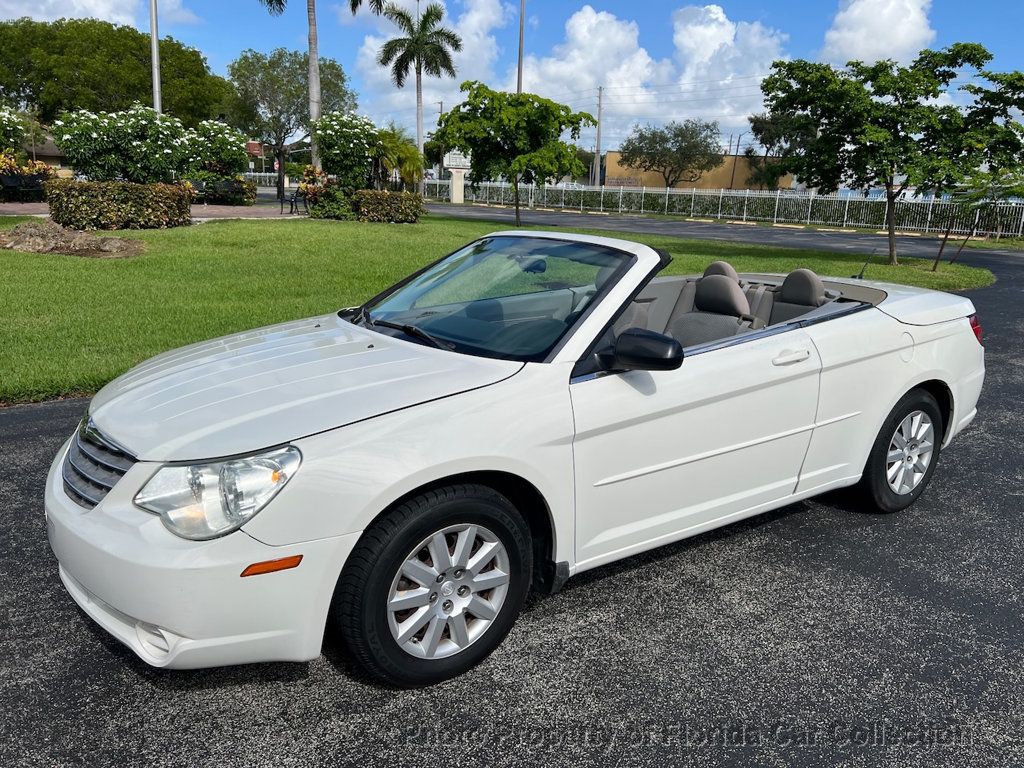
570,328,822,569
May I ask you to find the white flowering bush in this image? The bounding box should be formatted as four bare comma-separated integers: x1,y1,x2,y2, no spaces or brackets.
55,105,248,186
183,120,248,177
0,106,25,154
313,112,377,193
55,105,190,183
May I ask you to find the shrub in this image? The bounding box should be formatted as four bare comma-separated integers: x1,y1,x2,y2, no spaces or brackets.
309,184,353,220
54,104,247,184
56,105,189,183
313,112,376,194
1,151,57,201
184,120,248,177
0,105,24,153
46,179,192,230
351,189,424,223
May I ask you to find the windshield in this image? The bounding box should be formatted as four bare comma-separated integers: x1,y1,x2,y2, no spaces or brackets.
358,236,632,361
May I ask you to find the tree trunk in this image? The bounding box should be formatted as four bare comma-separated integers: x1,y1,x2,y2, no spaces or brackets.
307,0,322,170
951,220,979,264
276,145,286,201
885,186,899,266
513,175,521,226
415,61,424,197
932,215,954,272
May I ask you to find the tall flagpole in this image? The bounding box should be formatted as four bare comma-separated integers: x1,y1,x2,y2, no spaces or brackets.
149,0,162,114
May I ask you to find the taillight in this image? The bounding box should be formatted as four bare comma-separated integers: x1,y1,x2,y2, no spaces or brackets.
969,314,983,346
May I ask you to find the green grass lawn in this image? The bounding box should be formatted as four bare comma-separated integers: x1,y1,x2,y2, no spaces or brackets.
0,214,994,404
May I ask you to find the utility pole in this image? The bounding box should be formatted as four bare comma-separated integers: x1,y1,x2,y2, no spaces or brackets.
516,0,525,93
437,100,444,178
729,131,745,189
591,85,603,187
149,0,162,114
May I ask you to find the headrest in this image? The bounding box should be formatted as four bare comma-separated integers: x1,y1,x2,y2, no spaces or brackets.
703,261,740,281
694,274,751,317
779,268,827,307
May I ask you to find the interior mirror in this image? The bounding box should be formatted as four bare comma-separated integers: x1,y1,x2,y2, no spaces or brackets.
522,258,547,274
602,328,684,372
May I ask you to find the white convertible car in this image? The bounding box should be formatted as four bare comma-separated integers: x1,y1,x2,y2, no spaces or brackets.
46,231,985,686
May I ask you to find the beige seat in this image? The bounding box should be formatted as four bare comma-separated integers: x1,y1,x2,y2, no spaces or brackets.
769,269,828,324
669,260,742,320
668,275,757,347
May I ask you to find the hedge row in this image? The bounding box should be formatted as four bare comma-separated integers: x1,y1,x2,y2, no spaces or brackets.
351,190,425,223
46,179,192,230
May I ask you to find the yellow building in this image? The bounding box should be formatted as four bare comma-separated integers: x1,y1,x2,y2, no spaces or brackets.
603,150,793,190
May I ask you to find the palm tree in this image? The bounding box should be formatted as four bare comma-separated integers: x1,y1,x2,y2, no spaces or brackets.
372,123,424,190
377,2,462,193
260,0,387,170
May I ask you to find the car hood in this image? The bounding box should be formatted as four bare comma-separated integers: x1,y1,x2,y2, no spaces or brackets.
89,313,523,461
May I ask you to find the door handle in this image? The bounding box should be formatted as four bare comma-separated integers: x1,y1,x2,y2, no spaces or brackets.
772,348,811,366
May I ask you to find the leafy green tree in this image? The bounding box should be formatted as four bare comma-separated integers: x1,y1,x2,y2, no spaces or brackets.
573,146,596,182
744,112,810,189
760,43,993,265
378,2,462,193
228,48,356,199
0,18,229,126
435,81,594,225
618,120,724,188
423,135,444,168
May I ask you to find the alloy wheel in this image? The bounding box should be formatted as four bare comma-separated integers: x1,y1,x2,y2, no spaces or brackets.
886,409,935,495
386,523,511,659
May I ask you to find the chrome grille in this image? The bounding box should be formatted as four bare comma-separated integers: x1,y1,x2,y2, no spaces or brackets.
61,419,136,509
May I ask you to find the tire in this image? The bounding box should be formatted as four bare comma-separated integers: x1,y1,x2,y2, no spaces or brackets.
332,483,532,687
860,388,944,513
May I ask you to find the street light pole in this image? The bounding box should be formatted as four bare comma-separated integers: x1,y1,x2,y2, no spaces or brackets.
516,0,525,93
149,0,162,114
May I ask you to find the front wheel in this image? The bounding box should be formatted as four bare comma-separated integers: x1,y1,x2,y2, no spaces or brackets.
332,484,532,687
860,389,943,513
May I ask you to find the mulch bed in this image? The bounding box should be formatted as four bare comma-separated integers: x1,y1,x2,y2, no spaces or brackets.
0,220,143,258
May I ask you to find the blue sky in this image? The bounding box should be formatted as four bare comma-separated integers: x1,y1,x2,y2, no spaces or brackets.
3,0,1023,149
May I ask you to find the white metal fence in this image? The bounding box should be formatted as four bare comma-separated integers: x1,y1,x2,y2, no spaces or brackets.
423,180,1024,238
243,172,289,188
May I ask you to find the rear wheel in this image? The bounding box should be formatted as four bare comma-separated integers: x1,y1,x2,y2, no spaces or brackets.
333,484,532,687
860,389,943,513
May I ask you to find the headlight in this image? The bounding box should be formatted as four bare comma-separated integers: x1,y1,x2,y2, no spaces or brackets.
134,446,301,540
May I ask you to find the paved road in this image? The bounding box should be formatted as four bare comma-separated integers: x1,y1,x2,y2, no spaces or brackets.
428,202,1023,262
0,222,1021,766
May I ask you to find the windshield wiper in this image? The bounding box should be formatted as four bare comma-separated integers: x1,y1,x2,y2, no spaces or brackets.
355,308,454,351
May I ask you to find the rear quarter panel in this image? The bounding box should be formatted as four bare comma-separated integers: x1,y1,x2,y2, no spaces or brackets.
797,308,983,494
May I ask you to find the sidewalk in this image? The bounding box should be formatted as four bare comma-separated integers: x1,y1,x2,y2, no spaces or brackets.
0,198,304,221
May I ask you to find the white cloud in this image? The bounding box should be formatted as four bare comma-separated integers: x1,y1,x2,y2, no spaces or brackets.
159,0,199,25
0,0,199,26
668,5,787,131
0,0,137,23
504,4,785,151
352,2,787,151
821,0,936,65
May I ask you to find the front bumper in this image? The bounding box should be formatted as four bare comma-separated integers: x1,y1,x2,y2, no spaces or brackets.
45,438,360,669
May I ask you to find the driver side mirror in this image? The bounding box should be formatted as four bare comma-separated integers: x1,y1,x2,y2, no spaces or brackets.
601,328,684,372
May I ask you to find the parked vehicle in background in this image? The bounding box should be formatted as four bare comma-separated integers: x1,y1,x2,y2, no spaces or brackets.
45,231,984,686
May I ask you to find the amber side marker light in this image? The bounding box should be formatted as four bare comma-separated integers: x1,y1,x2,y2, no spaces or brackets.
240,554,303,577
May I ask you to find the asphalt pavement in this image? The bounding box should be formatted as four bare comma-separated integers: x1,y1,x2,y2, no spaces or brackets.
1,217,1021,767
427,201,1000,260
